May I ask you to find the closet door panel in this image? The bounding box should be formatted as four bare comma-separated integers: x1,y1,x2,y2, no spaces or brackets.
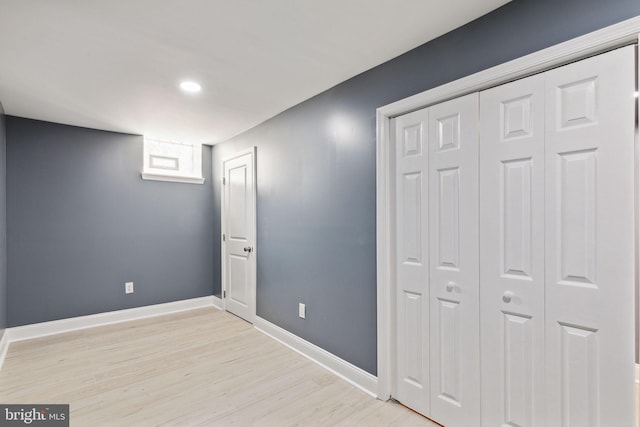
480,74,546,427
394,108,430,416
544,45,635,427
429,92,480,427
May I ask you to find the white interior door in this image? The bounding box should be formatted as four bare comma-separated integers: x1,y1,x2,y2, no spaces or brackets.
222,147,257,323
544,45,636,426
479,74,546,426
394,108,430,416
390,45,636,427
428,92,480,427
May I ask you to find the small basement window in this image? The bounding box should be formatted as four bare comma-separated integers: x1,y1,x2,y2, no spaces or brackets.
141,138,205,184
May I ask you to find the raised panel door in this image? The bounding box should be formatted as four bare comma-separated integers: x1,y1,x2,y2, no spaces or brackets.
428,92,480,427
223,149,256,323
479,74,546,427
394,108,431,416
544,45,635,427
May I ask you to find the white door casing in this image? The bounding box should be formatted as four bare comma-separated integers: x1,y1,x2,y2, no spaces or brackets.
222,147,257,323
479,73,546,426
544,45,636,427
637,34,640,372
394,108,431,415
428,92,480,427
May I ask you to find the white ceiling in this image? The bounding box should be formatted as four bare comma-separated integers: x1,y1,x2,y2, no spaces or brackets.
0,0,509,145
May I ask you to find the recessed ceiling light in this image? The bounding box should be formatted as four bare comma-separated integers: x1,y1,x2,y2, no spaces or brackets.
180,81,202,93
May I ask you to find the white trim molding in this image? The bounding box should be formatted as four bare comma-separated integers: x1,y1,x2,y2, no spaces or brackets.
212,295,224,310
376,16,640,399
254,316,379,398
141,172,205,184
0,330,10,372
8,296,215,343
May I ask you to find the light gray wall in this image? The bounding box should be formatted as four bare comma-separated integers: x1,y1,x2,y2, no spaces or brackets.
0,101,6,338
7,117,214,327
212,0,640,375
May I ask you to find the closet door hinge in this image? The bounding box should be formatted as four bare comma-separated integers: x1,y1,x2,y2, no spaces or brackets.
222,177,226,185
223,290,226,298
223,233,226,242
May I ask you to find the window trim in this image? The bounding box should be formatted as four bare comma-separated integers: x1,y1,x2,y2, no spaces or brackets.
140,172,205,184
141,137,205,185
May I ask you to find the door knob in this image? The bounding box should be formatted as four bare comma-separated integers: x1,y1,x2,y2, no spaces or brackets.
446,281,455,292
502,291,514,303
243,246,253,253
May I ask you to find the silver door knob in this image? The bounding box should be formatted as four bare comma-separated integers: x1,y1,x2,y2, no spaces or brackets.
502,291,514,303
446,281,455,292
243,246,253,253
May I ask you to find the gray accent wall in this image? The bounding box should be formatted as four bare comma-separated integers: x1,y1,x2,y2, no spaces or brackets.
0,101,6,338
212,0,640,375
7,117,214,327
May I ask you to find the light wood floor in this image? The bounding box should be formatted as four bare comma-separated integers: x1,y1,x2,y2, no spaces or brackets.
0,308,437,426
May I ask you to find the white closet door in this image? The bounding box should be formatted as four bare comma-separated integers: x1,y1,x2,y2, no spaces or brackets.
394,108,430,416
429,92,480,427
479,74,546,427
544,45,636,427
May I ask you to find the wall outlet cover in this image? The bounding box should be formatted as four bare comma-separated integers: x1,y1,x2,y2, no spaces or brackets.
125,282,134,294
298,303,306,319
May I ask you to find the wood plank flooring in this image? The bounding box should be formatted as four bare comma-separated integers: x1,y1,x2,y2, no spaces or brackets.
0,308,437,426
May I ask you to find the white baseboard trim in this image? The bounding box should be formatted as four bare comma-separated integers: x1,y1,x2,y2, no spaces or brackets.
254,316,378,398
212,295,223,310
8,296,215,343
0,330,10,371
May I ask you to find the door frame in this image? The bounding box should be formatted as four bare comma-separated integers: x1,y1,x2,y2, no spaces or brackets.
375,18,640,399
221,146,257,323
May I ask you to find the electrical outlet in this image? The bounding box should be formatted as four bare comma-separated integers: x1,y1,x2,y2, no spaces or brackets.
298,303,306,319
125,282,134,294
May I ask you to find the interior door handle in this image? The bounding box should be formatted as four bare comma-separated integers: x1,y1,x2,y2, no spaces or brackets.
502,291,514,303
243,246,253,253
